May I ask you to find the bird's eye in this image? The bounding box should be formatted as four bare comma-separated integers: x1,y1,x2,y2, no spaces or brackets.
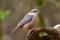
33,11,37,12
31,11,38,13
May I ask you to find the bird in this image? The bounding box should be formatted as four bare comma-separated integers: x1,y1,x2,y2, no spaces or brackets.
11,9,40,34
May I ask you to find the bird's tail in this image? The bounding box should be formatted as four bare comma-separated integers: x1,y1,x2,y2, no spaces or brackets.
11,26,20,34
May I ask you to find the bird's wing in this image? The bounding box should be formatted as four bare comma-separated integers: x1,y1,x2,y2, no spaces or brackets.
11,14,33,33
17,14,33,27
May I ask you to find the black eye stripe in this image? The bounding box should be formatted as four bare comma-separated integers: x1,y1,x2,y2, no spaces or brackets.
30,10,38,13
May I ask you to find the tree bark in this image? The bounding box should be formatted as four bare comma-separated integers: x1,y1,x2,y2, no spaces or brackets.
28,27,59,40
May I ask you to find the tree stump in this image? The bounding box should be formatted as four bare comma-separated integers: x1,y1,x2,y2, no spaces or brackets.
28,27,60,40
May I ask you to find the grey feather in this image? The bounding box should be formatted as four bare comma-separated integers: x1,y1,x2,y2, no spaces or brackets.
17,14,33,27
11,14,33,34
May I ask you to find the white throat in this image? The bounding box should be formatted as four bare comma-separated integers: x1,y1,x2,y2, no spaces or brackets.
28,13,38,16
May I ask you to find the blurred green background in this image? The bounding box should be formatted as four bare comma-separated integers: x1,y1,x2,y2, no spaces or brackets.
0,0,60,40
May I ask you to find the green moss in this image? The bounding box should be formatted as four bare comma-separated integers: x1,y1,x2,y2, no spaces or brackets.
39,32,48,37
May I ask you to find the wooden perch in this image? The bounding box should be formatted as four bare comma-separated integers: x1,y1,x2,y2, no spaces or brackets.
27,27,60,40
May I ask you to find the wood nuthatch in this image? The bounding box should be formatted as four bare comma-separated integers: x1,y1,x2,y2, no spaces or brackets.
11,9,40,33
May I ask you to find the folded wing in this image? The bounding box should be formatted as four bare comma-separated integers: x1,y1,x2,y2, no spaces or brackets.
11,14,33,33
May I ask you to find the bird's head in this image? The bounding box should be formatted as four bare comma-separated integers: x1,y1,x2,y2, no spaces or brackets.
29,9,40,15
30,9,40,13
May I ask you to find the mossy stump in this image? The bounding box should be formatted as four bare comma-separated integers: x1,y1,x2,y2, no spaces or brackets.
28,27,60,40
